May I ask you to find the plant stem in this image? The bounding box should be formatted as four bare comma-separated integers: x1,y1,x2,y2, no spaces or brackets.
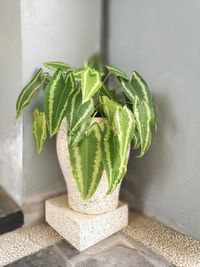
102,72,110,85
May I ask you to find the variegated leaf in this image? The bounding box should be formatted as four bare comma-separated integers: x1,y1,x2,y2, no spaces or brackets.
134,98,152,157
16,69,43,118
81,67,102,103
43,61,70,72
114,106,135,160
102,121,121,189
100,96,122,125
68,123,103,199
106,65,129,81
73,68,83,81
44,70,75,137
131,71,157,126
130,71,150,102
42,73,52,89
132,131,140,149
107,106,134,193
70,99,94,133
101,85,116,100
120,79,137,103
102,107,134,194
69,119,91,146
122,92,133,110
65,71,76,91
66,87,82,130
33,109,47,154
67,87,94,145
68,101,94,146
87,53,105,73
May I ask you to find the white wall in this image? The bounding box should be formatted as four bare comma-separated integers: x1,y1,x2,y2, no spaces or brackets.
0,0,23,204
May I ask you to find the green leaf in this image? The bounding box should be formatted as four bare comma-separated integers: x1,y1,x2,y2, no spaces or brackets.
73,68,84,81
120,79,137,103
81,67,102,103
120,71,157,157
43,61,70,72
132,131,140,149
130,71,157,126
122,92,133,110
68,123,103,199
102,106,134,194
16,69,43,118
130,71,151,102
100,96,122,125
134,98,152,157
65,70,76,91
102,121,121,190
114,106,135,160
44,70,75,137
87,53,105,74
106,65,129,81
109,106,134,193
42,73,52,89
66,87,82,130
69,119,91,146
101,85,116,100
70,99,94,134
66,86,94,145
33,109,47,154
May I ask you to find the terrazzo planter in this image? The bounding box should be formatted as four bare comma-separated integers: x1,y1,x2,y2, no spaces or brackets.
45,195,128,251
56,117,129,215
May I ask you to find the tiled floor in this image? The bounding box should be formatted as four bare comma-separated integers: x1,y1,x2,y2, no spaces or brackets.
6,234,174,267
0,224,62,266
123,213,200,267
1,211,200,267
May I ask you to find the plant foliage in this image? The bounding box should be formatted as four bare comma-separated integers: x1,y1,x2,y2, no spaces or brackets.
16,54,157,198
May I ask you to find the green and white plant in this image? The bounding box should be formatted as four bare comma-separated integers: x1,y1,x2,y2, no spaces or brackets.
16,54,157,200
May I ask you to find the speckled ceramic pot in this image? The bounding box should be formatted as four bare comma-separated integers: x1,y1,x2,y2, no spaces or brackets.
56,117,130,215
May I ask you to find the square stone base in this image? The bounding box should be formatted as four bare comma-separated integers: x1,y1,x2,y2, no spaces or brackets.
45,195,128,251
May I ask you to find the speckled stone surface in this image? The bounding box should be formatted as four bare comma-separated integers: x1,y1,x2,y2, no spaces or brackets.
6,233,174,267
56,118,123,215
123,213,200,267
0,223,62,266
45,195,128,251
1,212,200,267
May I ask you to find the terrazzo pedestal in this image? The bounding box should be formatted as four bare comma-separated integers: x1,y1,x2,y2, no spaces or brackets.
45,195,128,251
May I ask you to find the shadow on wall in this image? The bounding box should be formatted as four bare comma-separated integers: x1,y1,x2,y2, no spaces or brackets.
120,91,177,212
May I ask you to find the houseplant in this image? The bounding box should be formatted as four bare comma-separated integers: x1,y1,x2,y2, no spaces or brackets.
16,54,157,214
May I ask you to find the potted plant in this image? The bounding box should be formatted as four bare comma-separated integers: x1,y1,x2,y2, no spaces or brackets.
16,54,157,215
